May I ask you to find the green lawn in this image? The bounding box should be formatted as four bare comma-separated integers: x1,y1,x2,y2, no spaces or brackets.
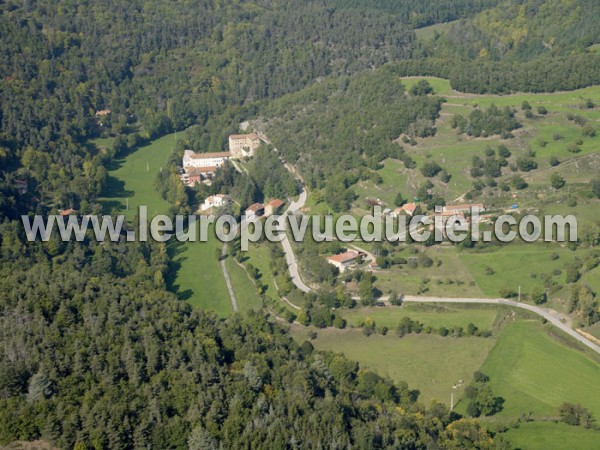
292,326,496,405
98,133,237,315
168,234,232,316
503,421,600,450
342,303,499,331
477,320,600,419
225,256,263,313
99,133,177,220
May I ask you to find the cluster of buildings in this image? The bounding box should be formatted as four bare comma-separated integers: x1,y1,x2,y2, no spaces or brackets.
180,133,262,187
199,195,286,218
433,203,485,225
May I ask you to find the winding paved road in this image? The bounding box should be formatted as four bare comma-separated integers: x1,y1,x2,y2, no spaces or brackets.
402,296,600,355
281,186,311,293
267,133,600,356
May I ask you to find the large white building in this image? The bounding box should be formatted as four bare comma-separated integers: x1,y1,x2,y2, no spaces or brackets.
182,150,231,169
228,133,261,158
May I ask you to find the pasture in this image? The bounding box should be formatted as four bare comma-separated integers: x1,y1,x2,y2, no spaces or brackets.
98,133,238,315
99,133,177,220
478,320,600,419
292,325,496,405
503,421,600,450
342,303,500,331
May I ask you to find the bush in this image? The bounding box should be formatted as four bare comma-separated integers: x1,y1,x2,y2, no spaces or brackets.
420,161,442,178
530,287,547,305
582,124,596,137
511,175,528,190
549,156,560,167
559,403,596,428
591,178,600,199
497,145,512,158
516,156,537,172
550,173,566,190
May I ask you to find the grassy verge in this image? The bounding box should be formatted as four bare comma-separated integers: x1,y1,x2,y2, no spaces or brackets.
341,303,499,331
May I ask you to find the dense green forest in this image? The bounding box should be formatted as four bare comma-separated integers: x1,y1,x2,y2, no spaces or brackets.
399,0,600,93
0,225,504,448
263,69,443,211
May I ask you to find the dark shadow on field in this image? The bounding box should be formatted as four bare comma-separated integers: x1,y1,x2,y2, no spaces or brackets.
102,175,133,198
165,238,194,301
101,200,126,213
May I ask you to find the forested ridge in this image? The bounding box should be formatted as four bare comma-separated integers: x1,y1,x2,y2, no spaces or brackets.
0,227,503,449
403,0,600,93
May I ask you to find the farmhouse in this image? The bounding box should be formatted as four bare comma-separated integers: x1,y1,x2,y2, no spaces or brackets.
434,211,466,234
201,194,230,211
245,203,265,219
443,203,485,214
326,250,360,273
228,133,261,158
393,202,418,217
265,199,285,216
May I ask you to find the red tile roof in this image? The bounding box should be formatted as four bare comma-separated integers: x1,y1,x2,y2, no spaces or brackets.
246,203,264,213
402,202,418,212
444,203,484,212
267,199,285,209
327,251,358,264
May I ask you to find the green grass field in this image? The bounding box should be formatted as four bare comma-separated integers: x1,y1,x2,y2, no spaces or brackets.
372,247,485,297
357,77,600,204
225,256,263,313
477,320,600,419
168,233,232,316
243,243,279,299
342,303,499,331
98,133,243,316
99,133,177,219
414,22,457,41
292,326,496,405
503,421,600,450
459,243,578,298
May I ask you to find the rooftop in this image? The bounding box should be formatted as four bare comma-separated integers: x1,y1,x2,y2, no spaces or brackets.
186,150,232,159
267,199,285,209
246,203,265,213
327,251,359,264
229,133,259,140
